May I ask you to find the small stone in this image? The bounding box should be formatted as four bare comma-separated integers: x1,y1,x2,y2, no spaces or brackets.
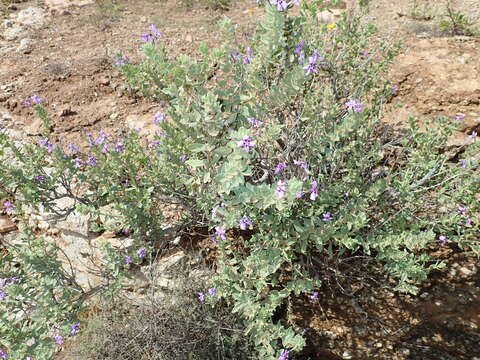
99,76,110,86
459,266,474,276
110,113,119,120
58,106,75,117
342,351,353,359
401,348,411,356
16,38,34,54
185,34,193,42
0,216,17,233
420,292,429,299
37,221,50,230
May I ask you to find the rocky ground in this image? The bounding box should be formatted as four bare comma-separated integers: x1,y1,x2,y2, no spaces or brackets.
0,0,479,359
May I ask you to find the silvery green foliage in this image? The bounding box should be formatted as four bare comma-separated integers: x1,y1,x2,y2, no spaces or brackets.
0,0,479,359
115,1,478,358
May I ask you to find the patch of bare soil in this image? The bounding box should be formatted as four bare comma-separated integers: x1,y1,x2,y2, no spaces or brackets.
1,0,479,359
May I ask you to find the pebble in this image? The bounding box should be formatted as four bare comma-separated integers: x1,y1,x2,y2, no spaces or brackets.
110,113,119,120
342,351,353,359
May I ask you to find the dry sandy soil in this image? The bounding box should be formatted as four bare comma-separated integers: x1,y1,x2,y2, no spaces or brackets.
0,0,479,359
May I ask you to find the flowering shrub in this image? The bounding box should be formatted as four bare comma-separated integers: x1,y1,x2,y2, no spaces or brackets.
0,0,479,359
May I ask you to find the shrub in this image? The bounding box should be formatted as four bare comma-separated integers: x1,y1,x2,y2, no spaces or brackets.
1,0,479,359
439,1,479,36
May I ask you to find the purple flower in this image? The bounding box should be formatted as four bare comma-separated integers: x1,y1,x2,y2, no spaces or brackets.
459,159,468,168
156,129,167,138
180,154,189,162
54,334,64,345
9,277,20,284
70,323,80,336
279,349,289,360
322,212,333,222
137,248,147,258
310,291,319,301
124,256,133,264
294,41,305,55
469,130,477,140
154,111,165,124
114,55,129,66
273,0,288,11
310,180,318,201
141,24,163,43
3,201,14,214
35,175,46,182
295,192,303,199
303,51,323,75
140,33,153,43
391,85,398,93
274,163,287,175
275,180,287,199
243,47,254,64
465,218,473,226
247,117,263,127
123,228,131,236
294,160,310,178
237,135,256,152
294,41,305,64
457,206,467,215
239,215,253,230
73,158,82,169
198,292,206,303
67,144,79,154
47,143,56,153
439,235,448,246
208,287,217,296
86,155,97,166
24,95,43,107
0,290,6,301
215,226,226,241
149,140,161,148
0,279,5,287
149,24,163,40
345,99,365,113
231,51,243,62
38,137,49,147
0,350,6,360
115,143,124,153
455,114,465,121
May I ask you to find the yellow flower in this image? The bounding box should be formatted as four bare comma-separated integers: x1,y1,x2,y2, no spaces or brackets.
327,23,336,31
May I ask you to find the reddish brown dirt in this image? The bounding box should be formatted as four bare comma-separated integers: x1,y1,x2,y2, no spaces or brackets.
1,1,479,359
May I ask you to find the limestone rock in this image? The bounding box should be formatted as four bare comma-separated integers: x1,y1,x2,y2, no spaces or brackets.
2,22,28,41
16,38,34,54
0,216,17,234
45,0,94,13
16,7,49,29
